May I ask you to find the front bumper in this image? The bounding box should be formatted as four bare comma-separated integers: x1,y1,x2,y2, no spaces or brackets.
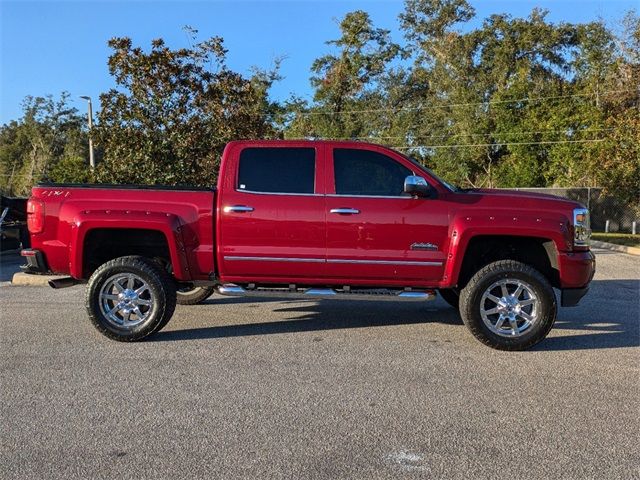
558,249,596,307
20,249,49,274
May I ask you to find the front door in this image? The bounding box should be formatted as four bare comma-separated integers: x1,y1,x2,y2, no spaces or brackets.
324,146,449,283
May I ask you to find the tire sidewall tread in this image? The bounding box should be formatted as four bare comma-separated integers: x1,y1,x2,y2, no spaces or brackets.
85,256,177,341
459,260,557,351
176,286,215,305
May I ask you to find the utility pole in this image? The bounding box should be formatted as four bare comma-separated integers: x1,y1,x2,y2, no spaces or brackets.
79,96,95,169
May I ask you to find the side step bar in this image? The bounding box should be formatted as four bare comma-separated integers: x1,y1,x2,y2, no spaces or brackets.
217,284,436,302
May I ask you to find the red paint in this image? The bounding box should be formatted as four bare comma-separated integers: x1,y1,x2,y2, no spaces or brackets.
28,187,213,281
26,140,595,293
557,251,596,288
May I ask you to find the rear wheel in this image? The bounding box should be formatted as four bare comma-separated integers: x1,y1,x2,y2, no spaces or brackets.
86,256,176,341
152,257,215,305
459,260,556,351
176,284,215,305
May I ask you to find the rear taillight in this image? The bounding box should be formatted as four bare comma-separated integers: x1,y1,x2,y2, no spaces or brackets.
26,199,45,234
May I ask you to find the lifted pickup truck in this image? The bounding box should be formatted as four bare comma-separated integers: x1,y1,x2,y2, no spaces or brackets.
22,140,595,350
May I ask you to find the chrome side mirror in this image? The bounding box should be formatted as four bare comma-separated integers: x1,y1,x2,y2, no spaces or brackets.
404,175,434,198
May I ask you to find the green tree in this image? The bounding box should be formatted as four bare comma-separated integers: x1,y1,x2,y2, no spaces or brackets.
590,12,640,205
1,8,636,209
0,93,88,196
95,33,280,186
286,10,399,139
397,1,591,187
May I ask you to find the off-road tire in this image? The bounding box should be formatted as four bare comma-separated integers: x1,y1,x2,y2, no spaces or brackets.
86,256,177,341
176,285,215,305
459,260,556,351
437,288,460,309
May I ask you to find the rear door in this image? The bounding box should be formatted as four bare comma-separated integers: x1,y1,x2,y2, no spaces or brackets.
217,143,326,281
324,145,449,283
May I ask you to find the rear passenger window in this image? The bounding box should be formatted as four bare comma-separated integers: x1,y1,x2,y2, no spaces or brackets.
333,148,412,196
238,148,315,194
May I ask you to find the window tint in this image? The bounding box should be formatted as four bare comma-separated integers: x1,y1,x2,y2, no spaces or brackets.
333,148,412,196
238,148,315,194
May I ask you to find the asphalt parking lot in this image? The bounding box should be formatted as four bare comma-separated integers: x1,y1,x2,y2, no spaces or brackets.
1,249,638,479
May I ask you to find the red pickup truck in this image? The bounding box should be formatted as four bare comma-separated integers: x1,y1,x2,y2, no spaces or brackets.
22,140,595,350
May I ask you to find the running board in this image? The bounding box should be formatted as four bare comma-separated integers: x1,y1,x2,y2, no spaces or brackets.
217,284,436,302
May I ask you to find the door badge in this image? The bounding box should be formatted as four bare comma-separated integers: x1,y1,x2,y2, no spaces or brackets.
410,242,438,251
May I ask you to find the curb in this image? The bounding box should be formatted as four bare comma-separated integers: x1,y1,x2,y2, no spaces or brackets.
591,240,640,256
11,272,67,286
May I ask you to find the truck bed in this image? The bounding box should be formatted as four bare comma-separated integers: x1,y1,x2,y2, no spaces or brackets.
28,184,216,281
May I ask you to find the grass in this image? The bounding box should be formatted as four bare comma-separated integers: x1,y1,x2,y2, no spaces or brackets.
592,232,640,248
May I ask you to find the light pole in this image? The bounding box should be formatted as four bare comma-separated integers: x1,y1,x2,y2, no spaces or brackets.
79,96,95,169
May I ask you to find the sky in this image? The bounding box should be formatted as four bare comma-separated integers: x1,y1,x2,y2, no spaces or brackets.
1,0,637,124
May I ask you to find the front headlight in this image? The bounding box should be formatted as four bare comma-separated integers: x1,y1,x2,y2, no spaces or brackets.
573,208,591,247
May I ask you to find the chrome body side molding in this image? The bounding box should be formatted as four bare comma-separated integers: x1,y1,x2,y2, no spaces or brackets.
326,258,442,266
224,256,325,263
223,256,443,267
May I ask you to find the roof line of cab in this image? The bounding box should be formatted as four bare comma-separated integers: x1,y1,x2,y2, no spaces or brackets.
226,139,387,148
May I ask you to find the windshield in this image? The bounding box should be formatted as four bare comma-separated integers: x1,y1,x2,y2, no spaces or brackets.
400,154,459,192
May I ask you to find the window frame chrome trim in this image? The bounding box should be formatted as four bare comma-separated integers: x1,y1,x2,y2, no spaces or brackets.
326,193,413,200
235,189,323,197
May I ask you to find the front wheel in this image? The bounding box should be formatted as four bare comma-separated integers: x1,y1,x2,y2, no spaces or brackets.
459,260,556,351
86,256,177,341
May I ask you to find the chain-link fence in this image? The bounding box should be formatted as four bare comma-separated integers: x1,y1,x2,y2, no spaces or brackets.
508,187,639,233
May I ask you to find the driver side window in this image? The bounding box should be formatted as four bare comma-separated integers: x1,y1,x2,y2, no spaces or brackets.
333,148,412,197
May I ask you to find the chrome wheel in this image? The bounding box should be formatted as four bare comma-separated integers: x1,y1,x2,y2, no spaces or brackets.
480,278,538,337
98,273,154,329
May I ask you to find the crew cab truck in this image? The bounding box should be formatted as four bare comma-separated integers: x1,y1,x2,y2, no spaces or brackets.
21,140,595,350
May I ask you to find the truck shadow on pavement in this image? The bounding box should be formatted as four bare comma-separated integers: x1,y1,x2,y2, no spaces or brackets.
152,279,639,351
533,278,639,351
155,298,465,340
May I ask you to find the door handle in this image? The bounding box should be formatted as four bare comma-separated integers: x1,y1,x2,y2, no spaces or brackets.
330,208,360,215
223,205,254,213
